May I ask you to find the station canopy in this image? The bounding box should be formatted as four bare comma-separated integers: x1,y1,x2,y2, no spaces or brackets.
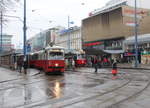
103,50,124,54
124,34,150,45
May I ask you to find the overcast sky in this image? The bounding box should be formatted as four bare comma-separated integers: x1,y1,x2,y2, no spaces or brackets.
4,0,110,48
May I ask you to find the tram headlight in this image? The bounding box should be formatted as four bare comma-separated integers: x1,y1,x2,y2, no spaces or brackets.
82,60,84,63
55,63,58,67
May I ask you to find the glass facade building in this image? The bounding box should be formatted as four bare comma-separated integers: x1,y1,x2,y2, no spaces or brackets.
27,27,62,52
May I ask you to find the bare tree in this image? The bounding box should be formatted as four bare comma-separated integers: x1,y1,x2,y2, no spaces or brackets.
0,0,20,24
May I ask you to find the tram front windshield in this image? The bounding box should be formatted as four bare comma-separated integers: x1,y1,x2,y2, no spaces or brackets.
49,52,64,60
77,54,85,59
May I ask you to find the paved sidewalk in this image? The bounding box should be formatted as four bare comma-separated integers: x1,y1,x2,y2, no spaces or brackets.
118,63,150,69
0,67,40,82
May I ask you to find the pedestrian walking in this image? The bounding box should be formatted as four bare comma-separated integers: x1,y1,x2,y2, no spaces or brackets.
112,59,118,79
23,59,28,74
72,59,75,71
94,56,98,73
17,57,23,73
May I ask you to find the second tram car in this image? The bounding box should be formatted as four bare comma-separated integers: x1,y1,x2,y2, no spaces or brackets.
65,50,86,67
74,52,86,67
74,50,86,67
29,45,65,74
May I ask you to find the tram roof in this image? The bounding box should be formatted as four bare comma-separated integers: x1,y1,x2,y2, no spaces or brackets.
124,34,150,45
31,50,45,55
45,45,65,50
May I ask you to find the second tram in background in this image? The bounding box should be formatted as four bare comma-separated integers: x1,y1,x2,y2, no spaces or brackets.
65,50,86,67
29,45,65,74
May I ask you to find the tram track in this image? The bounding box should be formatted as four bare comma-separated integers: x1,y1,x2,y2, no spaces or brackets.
0,73,65,108
48,69,150,108
0,70,41,84
1,68,150,108
17,69,132,108
0,72,65,91
0,68,108,108
0,68,66,92
108,69,150,108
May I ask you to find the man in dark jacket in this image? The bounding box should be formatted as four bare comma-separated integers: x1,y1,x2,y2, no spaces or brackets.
23,59,28,74
17,57,23,73
94,56,98,73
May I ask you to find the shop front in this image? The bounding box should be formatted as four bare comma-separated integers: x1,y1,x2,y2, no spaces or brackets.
123,34,150,64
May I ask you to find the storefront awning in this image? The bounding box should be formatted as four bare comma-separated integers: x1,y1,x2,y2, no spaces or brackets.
103,50,124,54
124,34,150,45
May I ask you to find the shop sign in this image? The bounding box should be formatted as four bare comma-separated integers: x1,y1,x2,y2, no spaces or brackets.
84,42,103,47
123,9,148,16
125,22,136,27
124,52,135,56
83,41,104,50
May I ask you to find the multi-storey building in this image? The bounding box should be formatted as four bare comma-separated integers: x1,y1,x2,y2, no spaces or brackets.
56,26,82,51
82,3,150,56
27,26,64,52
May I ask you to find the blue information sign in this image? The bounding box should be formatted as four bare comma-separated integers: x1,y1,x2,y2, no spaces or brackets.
27,44,31,53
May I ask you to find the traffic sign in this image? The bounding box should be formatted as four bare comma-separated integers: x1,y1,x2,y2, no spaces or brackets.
27,44,31,53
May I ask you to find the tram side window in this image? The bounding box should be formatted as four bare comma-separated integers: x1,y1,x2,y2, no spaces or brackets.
33,54,38,60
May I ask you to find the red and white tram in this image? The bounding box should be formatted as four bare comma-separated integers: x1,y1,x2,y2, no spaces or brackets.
74,50,86,67
29,45,65,74
65,50,86,67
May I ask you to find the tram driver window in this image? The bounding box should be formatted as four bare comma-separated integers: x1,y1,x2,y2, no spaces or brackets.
49,52,64,60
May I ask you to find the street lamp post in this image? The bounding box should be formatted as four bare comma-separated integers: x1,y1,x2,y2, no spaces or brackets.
134,0,138,67
23,0,27,74
23,0,27,60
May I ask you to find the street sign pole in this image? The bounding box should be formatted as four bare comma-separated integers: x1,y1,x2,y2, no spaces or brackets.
23,0,27,60
23,0,27,74
134,0,138,67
